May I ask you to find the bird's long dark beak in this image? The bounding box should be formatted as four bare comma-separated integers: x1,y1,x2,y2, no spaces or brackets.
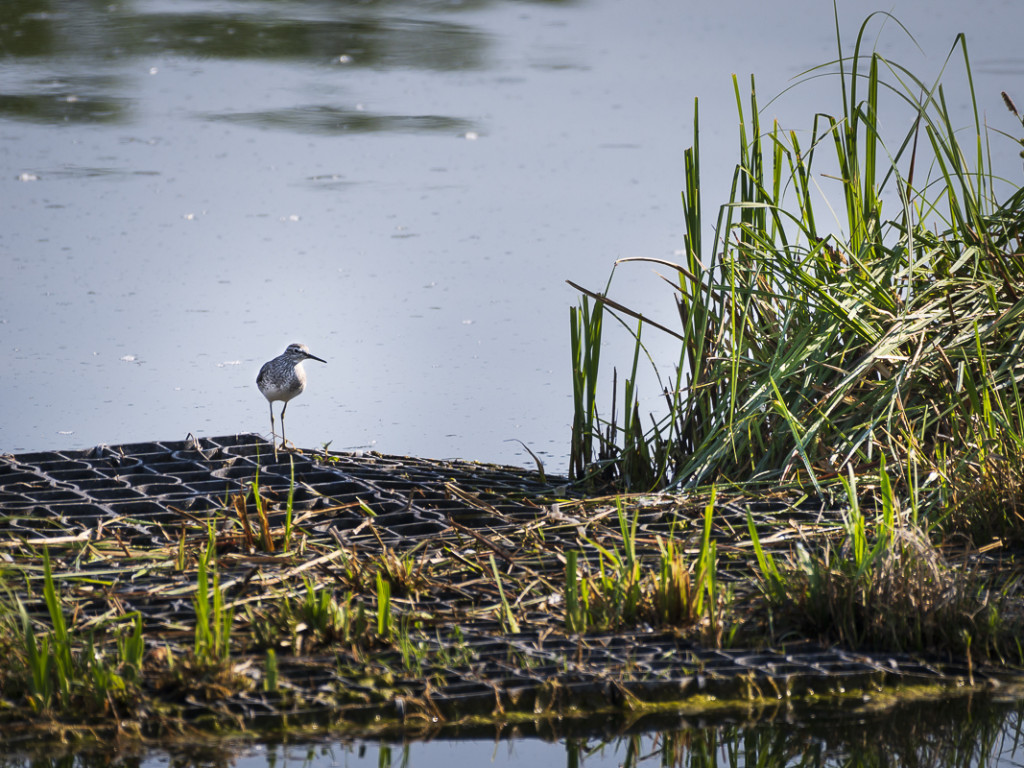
306,353,327,364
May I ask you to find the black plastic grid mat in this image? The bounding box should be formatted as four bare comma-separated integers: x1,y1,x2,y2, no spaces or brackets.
0,434,1007,733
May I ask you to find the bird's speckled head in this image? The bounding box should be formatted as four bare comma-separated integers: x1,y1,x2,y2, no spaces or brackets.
284,343,327,364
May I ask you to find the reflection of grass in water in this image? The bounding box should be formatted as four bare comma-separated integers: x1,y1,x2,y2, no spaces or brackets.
608,697,1020,768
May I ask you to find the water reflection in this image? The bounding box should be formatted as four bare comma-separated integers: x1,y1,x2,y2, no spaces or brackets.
0,0,56,58
0,86,127,123
112,13,486,70
206,105,477,136
0,2,490,69
3,695,1023,767
0,0,491,132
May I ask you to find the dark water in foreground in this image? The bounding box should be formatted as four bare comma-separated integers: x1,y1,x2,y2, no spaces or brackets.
4,693,1024,767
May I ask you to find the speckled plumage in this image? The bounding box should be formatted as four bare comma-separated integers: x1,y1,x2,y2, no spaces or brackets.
257,343,326,455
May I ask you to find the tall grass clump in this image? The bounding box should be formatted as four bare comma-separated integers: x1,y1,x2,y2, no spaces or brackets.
748,468,1014,658
193,525,232,665
563,493,723,641
6,550,147,714
569,12,1024,539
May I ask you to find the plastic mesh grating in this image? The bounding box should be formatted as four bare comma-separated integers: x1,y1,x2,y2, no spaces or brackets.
0,433,1008,733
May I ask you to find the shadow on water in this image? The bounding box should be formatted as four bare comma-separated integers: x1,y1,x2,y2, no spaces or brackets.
2,694,1023,767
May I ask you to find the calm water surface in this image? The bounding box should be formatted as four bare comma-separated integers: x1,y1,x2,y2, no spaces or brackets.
5,695,1024,766
2,0,1022,471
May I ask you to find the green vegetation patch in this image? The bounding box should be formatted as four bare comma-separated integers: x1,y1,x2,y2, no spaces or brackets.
568,11,1024,552
0,436,1021,748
